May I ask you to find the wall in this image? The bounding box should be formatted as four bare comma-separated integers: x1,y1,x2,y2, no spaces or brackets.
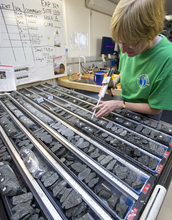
63,0,116,74
64,0,114,57
91,10,112,56
64,0,90,57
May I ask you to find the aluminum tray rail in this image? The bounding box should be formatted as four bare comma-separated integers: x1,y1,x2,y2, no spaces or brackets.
5,92,153,195
40,83,172,137
0,94,156,219
25,85,172,150
16,87,171,176
0,127,63,220
0,98,137,219
0,88,171,219
0,101,113,220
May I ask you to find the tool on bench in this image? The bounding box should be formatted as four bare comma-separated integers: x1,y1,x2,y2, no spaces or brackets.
91,68,115,118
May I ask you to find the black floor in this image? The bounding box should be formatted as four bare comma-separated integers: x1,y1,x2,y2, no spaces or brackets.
75,89,172,125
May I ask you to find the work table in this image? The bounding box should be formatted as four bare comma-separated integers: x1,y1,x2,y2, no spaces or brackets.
57,74,121,96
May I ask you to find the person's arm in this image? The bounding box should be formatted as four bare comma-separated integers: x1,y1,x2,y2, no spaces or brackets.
93,100,162,118
124,101,162,115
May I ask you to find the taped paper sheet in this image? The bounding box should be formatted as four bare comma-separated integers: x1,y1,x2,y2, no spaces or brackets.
0,65,16,91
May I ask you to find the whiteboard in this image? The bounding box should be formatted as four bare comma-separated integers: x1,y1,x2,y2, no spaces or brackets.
0,0,66,85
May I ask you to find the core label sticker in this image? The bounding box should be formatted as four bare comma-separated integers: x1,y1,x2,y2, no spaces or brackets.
36,97,44,103
156,164,163,174
164,151,169,159
127,207,138,220
142,183,151,194
47,95,54,100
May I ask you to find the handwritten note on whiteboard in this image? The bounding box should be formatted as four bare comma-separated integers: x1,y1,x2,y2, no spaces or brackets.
0,0,66,86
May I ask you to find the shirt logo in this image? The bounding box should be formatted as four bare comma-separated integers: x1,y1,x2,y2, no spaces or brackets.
137,74,149,89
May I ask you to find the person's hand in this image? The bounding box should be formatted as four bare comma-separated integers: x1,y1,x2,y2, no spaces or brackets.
106,78,119,96
92,100,122,118
112,78,119,89
106,88,113,96
106,78,120,96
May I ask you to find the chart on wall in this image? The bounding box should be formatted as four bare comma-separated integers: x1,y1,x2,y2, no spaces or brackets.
0,0,66,86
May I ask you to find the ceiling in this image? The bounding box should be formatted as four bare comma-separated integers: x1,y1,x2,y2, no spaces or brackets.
109,0,172,15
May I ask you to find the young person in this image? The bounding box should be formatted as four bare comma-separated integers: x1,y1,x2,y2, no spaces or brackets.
93,0,172,120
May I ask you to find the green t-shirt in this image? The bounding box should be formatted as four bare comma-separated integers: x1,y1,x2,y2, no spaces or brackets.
118,35,172,110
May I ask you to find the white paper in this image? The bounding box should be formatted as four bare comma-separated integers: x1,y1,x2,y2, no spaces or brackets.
14,65,39,86
0,65,16,91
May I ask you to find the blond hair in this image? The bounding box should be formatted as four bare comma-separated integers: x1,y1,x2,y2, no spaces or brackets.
111,0,165,45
